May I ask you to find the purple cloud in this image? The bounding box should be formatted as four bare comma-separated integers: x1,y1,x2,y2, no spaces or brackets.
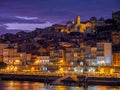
0,16,45,24
4,22,52,31
15,16,38,20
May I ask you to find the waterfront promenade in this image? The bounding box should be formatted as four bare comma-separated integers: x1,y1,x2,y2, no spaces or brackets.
0,72,120,86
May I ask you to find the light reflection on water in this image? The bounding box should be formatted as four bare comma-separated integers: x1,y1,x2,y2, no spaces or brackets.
0,81,120,90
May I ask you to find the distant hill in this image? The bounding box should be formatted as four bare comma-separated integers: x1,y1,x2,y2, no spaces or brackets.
0,29,30,35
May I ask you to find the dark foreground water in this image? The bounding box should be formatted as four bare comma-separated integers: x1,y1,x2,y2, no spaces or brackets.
0,80,120,90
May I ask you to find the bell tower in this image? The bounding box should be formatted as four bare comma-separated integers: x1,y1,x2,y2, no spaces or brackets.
77,16,81,25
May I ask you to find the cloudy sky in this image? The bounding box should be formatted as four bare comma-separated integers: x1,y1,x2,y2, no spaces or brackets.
0,0,120,34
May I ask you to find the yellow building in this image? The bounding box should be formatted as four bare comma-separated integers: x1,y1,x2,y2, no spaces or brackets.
112,52,120,66
26,53,32,61
0,43,8,61
3,48,32,65
18,52,32,65
66,16,93,33
2,48,32,72
3,48,18,65
54,16,94,34
34,54,49,65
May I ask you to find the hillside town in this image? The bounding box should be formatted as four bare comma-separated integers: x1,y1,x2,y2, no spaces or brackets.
0,11,120,77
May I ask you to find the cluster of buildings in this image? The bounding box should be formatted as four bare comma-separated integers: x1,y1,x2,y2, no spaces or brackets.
0,11,120,75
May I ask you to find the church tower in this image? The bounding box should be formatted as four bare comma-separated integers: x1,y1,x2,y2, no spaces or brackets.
76,16,81,26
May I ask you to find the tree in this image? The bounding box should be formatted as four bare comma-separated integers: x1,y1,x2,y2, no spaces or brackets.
0,62,7,69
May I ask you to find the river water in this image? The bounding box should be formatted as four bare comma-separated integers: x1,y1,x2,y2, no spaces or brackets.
0,80,120,90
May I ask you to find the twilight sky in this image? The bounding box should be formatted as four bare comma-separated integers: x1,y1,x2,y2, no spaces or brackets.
0,0,120,34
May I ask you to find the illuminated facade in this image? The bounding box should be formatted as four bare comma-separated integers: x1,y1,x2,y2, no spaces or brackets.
85,42,112,66
65,43,86,66
34,54,49,65
65,47,81,65
3,49,31,65
0,43,8,62
85,45,97,66
30,54,50,72
18,52,31,65
3,48,18,65
65,46,84,73
112,52,120,66
96,42,112,65
66,16,93,33
50,47,65,64
53,16,94,33
112,31,120,45
3,48,20,72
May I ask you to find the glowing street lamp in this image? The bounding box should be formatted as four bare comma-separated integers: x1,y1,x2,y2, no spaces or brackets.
14,66,17,72
31,67,35,72
34,60,40,65
59,67,64,73
14,60,20,65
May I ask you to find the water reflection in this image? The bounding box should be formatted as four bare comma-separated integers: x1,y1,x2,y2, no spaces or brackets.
0,81,120,90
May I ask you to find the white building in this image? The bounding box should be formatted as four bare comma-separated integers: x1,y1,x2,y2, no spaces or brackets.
96,42,112,65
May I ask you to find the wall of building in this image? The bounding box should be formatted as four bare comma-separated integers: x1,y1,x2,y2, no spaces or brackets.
112,53,120,66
